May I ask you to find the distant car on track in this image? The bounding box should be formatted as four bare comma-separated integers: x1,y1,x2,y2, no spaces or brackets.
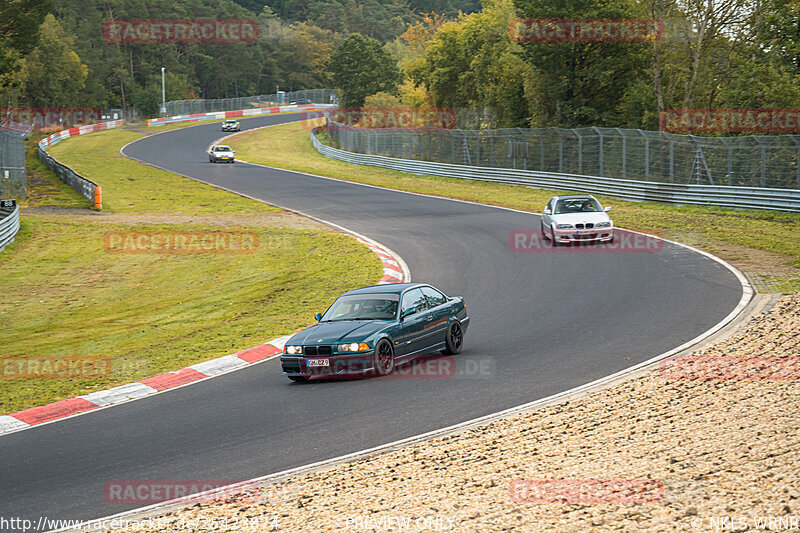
281,283,470,382
541,194,614,245
209,145,235,163
221,119,240,132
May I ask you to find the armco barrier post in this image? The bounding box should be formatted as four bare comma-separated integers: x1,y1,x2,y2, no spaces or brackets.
94,186,102,210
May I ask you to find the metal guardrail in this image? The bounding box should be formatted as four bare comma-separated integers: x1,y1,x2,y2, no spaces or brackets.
38,146,102,207
37,121,122,209
325,117,800,191
148,103,334,127
0,199,20,253
165,89,337,116
311,127,800,212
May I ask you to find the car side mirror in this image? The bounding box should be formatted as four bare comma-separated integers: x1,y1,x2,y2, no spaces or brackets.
314,312,322,321
543,208,551,215
400,308,416,320
604,206,612,212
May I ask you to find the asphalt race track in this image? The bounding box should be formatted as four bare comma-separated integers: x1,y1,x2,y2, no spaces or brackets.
0,113,744,529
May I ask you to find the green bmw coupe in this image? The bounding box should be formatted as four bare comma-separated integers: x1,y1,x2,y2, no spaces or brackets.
281,283,470,382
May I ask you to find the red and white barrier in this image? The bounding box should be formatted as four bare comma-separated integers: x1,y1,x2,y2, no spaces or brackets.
38,119,124,149
0,236,407,436
147,103,331,127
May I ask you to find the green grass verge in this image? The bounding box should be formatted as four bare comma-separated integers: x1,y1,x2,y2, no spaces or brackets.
231,122,800,278
1,123,381,414
46,128,277,214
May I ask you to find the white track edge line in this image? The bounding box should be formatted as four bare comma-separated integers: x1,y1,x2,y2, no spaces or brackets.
3,120,407,439
58,119,760,533
64,273,755,533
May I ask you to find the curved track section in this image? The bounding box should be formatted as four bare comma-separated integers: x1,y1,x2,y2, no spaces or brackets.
0,113,744,528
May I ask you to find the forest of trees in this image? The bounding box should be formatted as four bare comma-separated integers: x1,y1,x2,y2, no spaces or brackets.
1,0,798,130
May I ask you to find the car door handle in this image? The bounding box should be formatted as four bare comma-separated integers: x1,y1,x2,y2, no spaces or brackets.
426,315,435,321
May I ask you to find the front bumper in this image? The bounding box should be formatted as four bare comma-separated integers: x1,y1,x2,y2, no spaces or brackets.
281,352,375,378
553,227,613,244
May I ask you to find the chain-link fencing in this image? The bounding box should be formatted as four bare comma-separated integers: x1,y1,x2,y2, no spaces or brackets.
164,89,337,116
325,120,800,190
0,119,32,199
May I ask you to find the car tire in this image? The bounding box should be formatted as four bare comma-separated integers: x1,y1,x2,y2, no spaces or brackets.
442,321,463,355
540,219,547,239
288,375,309,383
373,339,395,376
551,228,559,246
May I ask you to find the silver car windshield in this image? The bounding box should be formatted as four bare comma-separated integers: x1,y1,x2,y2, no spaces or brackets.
322,294,400,321
214,146,231,152
555,198,602,214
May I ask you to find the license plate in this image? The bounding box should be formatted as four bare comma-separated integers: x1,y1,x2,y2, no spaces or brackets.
307,359,329,367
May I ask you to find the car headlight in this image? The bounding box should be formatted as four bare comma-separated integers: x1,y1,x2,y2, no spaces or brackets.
338,342,370,352
595,221,611,228
284,345,303,355
556,223,573,229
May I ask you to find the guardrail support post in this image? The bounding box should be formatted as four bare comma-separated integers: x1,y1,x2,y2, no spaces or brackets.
791,135,800,189
753,136,766,187
639,130,649,180
592,127,604,176
669,135,674,183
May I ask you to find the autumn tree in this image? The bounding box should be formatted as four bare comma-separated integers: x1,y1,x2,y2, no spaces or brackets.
329,34,402,107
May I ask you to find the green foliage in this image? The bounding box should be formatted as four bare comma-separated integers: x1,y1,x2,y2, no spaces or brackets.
0,0,52,88
512,0,651,127
21,14,88,107
0,0,344,115
363,91,403,107
408,0,530,127
329,34,402,107
239,0,480,41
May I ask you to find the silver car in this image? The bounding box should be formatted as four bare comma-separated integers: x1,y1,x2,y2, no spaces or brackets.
541,194,613,245
209,144,235,163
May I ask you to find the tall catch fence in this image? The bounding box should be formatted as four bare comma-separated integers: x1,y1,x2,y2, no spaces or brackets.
325,120,800,190
0,119,33,199
165,89,337,116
